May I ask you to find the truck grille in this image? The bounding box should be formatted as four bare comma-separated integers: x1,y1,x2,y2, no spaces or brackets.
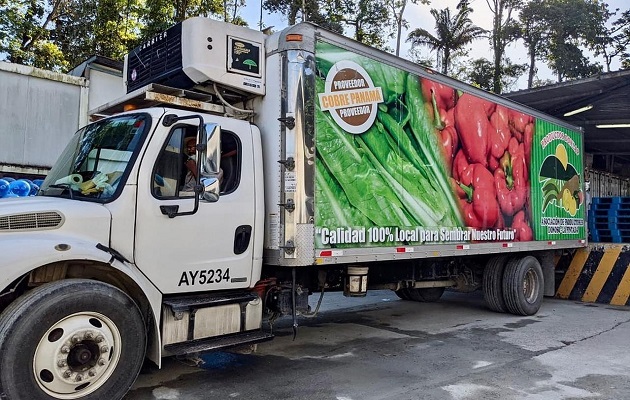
0,211,64,231
126,23,184,93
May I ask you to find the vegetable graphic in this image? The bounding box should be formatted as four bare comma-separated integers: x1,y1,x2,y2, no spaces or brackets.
421,78,455,111
494,138,528,216
488,105,511,167
539,144,582,216
512,210,533,241
454,93,491,166
455,163,499,229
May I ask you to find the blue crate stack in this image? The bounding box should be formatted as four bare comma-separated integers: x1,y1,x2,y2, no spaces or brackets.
588,197,630,243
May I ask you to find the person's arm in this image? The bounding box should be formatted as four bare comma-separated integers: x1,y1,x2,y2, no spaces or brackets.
185,158,198,180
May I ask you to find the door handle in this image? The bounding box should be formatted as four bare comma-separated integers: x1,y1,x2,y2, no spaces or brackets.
160,205,179,218
234,225,252,254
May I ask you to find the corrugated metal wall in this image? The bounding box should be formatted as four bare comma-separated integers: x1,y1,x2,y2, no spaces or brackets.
0,63,87,170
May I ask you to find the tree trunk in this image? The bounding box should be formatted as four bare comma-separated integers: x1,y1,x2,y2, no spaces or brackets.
442,49,449,74
395,0,407,57
527,48,536,88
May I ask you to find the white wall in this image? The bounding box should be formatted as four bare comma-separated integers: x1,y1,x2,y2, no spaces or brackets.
0,62,87,171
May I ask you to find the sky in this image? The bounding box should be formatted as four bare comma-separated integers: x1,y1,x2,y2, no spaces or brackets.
240,0,629,91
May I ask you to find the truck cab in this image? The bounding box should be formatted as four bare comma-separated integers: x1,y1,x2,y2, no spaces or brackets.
35,107,264,294
0,105,270,400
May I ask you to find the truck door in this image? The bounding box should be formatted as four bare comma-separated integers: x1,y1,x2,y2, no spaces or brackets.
134,117,256,293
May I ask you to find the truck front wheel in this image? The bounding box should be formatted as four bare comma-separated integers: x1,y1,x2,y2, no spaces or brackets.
0,279,146,400
502,256,544,316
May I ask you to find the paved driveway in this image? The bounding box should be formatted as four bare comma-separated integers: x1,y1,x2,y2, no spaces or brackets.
127,290,630,400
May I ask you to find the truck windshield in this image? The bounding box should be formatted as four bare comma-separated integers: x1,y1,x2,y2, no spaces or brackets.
39,114,150,202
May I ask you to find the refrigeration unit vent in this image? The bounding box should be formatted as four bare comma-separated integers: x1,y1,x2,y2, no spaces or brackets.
124,17,266,96
126,23,186,93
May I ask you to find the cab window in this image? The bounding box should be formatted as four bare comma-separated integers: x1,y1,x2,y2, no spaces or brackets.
152,127,241,198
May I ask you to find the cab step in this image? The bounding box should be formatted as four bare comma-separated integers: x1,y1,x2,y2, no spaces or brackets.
164,330,274,356
163,291,258,313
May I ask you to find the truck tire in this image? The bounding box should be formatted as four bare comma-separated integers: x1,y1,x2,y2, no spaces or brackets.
0,279,146,400
482,255,509,313
502,256,544,316
405,287,445,302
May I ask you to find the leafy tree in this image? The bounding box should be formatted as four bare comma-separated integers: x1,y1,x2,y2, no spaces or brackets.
263,0,343,33
484,0,522,93
263,0,316,25
0,0,68,70
463,57,526,92
592,8,630,72
386,0,429,56
342,0,391,49
407,0,486,74
548,0,607,82
141,0,223,40
518,0,547,88
407,46,435,68
54,0,143,68
223,0,247,25
518,0,608,85
548,42,601,81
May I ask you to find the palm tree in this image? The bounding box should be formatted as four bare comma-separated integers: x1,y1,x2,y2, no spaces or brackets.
407,0,486,74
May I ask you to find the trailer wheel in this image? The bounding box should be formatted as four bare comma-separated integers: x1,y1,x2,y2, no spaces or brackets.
0,279,146,400
502,256,544,316
405,287,445,302
482,255,509,313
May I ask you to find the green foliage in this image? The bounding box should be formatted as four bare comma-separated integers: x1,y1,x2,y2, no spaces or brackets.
1,0,230,71
462,57,526,92
0,0,66,70
387,0,430,56
592,9,630,72
485,0,523,93
518,0,609,86
407,0,486,74
264,0,391,47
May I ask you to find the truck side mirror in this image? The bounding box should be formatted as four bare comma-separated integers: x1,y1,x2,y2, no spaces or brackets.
199,123,221,202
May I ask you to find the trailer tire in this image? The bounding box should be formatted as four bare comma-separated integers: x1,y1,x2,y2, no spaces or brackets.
483,255,509,313
502,256,544,316
0,279,146,400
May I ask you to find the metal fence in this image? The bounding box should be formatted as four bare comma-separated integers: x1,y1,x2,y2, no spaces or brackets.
587,168,630,198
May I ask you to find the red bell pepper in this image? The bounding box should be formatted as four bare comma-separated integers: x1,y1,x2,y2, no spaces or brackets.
494,138,528,216
441,126,458,172
425,84,459,170
489,105,511,160
421,78,456,111
512,210,533,241
441,107,455,128
524,122,533,164
508,110,532,142
494,210,505,230
452,149,468,181
454,94,491,167
457,163,499,229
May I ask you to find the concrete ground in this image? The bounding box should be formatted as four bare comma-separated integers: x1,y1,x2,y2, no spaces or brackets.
126,290,630,400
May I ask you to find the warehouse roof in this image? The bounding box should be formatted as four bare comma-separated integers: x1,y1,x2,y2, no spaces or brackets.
506,70,630,174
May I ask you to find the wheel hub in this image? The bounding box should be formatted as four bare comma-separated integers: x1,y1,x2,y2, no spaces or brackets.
33,312,121,399
523,268,539,304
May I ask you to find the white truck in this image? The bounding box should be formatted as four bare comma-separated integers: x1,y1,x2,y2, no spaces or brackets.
0,57,124,181
0,17,587,400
